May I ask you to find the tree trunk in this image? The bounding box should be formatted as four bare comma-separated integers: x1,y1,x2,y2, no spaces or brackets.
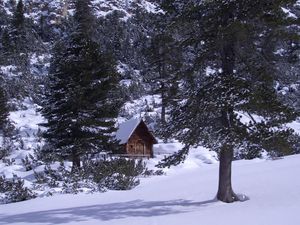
161,82,167,135
216,3,239,203
217,144,239,203
71,150,81,171
160,76,168,143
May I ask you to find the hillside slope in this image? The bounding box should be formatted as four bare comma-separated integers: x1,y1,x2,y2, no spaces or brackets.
0,154,299,225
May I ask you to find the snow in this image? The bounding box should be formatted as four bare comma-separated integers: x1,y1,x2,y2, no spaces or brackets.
281,7,297,19
1,95,300,225
0,98,45,179
121,95,161,121
139,0,163,14
115,117,141,144
237,111,265,125
236,112,300,135
92,0,162,21
0,153,300,225
205,66,216,76
287,120,300,134
1,0,162,27
154,142,218,166
9,98,45,152
0,65,18,78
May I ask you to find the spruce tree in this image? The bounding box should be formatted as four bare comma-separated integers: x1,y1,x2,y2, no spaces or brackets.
12,0,25,29
9,0,27,56
42,0,123,169
0,79,12,160
144,17,182,140
158,0,299,202
0,86,9,133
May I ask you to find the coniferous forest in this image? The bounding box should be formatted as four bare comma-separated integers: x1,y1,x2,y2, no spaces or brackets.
0,0,300,207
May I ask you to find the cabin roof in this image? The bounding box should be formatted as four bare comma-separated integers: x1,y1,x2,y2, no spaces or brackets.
115,118,142,144
115,118,157,144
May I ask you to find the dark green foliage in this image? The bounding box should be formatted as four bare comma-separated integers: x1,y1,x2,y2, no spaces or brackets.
0,84,13,160
144,15,182,141
0,149,9,161
41,0,124,168
41,165,61,188
21,154,42,171
0,0,44,101
34,163,68,188
0,175,36,204
34,163,95,193
73,0,94,39
0,86,9,132
289,133,300,154
4,0,28,58
12,0,25,30
157,0,299,202
83,158,148,191
34,158,154,193
160,0,299,161
234,145,263,160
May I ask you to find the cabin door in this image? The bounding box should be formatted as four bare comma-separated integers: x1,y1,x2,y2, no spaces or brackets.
136,140,145,155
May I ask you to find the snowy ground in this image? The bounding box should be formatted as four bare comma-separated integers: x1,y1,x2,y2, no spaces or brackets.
1,99,300,224
0,154,299,225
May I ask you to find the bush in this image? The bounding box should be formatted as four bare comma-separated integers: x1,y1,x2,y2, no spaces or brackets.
83,158,148,191
34,162,96,194
34,163,65,188
0,175,36,204
0,138,14,161
22,154,42,171
0,147,9,160
33,158,163,194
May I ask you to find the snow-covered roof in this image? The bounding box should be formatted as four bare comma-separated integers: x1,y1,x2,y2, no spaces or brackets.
115,118,142,144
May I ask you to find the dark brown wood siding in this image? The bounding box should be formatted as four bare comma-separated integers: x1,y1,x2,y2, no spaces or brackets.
124,122,156,157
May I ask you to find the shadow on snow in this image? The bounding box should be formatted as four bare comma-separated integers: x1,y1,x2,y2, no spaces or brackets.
0,199,218,224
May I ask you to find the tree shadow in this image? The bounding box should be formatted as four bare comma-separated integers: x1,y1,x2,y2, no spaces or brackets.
0,199,217,224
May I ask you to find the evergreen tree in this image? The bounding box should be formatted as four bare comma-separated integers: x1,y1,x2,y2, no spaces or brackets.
0,0,31,100
42,0,123,169
0,85,9,133
2,0,41,64
158,0,299,202
12,0,24,29
0,77,12,160
144,17,182,140
8,0,27,57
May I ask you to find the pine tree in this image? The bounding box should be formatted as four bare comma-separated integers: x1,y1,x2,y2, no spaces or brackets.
42,0,123,169
0,86,9,133
12,0,24,29
144,16,182,140
9,0,27,56
0,81,12,160
158,0,299,203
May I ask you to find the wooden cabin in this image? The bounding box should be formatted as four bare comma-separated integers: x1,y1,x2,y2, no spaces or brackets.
115,118,157,158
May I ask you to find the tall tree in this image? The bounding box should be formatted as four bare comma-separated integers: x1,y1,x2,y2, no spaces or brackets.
158,0,299,202
42,0,123,169
144,17,182,140
0,0,39,100
12,0,24,29
9,0,27,56
0,85,9,133
0,82,10,159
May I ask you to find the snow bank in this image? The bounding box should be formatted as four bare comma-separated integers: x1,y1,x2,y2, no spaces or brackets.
0,154,299,225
